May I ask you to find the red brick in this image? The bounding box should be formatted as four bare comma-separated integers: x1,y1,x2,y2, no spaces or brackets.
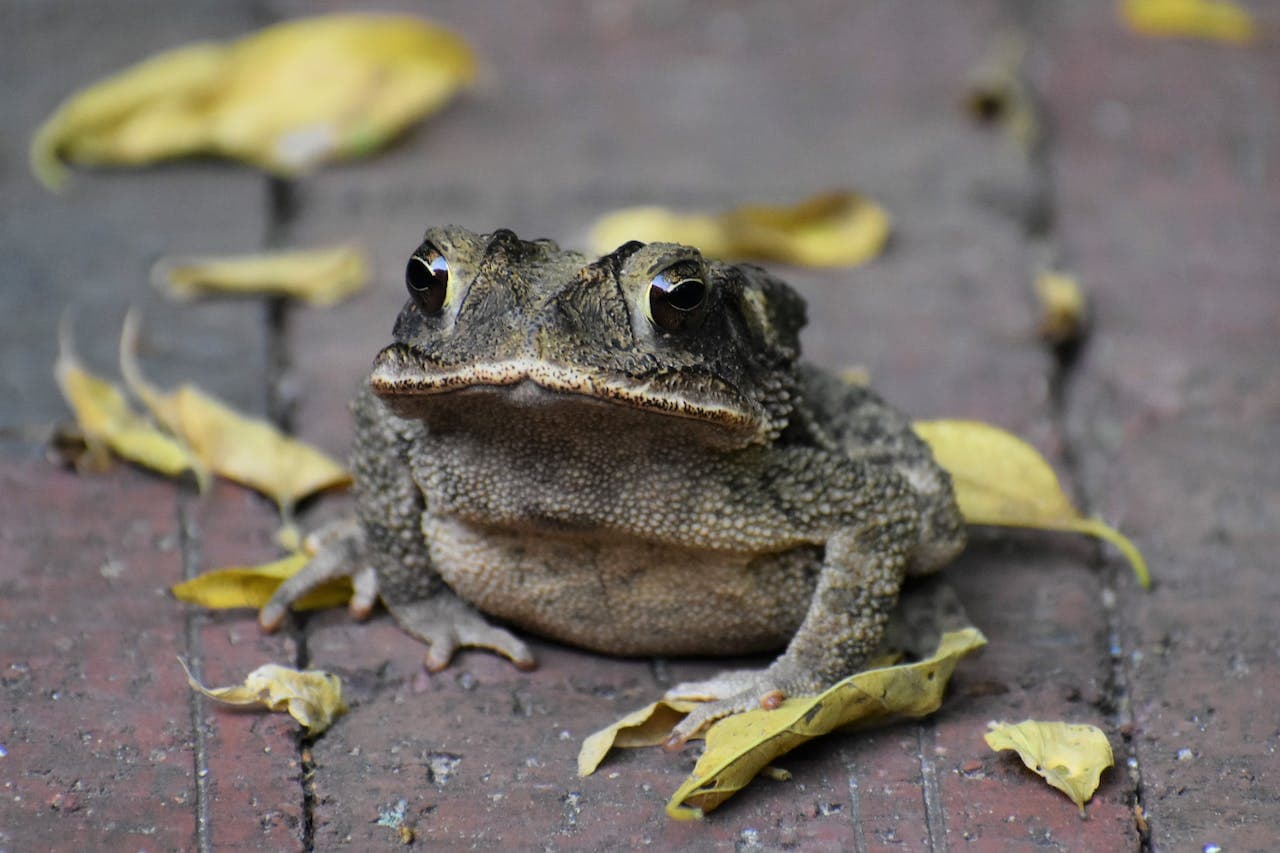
186,482,307,850
0,461,196,850
936,547,1139,849
1041,1,1280,847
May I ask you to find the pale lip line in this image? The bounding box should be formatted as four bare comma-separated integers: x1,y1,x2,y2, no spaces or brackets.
369,351,760,432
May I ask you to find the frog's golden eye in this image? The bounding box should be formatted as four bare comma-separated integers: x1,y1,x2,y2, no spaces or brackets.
647,263,708,332
406,245,450,315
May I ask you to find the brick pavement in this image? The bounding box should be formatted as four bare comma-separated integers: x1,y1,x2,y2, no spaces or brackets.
2,1,1275,850
1041,4,1280,848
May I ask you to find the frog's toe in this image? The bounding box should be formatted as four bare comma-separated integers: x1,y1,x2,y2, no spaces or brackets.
348,565,379,619
385,593,536,672
665,668,771,703
663,668,780,747
663,663,820,747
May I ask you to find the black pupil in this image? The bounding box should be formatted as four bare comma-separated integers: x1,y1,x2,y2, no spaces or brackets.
652,273,706,311
665,278,705,311
648,270,707,331
406,252,449,314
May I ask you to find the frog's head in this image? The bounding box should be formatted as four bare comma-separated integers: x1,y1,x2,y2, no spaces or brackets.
371,226,806,448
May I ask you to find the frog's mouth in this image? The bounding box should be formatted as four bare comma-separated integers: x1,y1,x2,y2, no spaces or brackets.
369,343,769,440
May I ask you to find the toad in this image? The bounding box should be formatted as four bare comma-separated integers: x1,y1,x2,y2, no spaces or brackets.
261,226,966,742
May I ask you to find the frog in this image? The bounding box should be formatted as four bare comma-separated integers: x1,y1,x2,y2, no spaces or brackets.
260,225,966,744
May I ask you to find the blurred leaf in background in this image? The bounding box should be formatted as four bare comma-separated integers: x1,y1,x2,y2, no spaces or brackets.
589,191,892,268
32,14,478,189
152,244,369,305
1120,0,1256,43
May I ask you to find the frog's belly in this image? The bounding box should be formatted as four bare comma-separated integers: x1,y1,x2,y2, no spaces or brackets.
425,516,820,657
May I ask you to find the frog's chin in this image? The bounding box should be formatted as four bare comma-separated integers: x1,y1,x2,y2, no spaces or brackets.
370,347,768,446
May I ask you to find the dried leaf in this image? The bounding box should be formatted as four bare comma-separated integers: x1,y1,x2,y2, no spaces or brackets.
182,660,347,735
32,14,477,188
153,244,369,304
590,208,731,259
54,318,206,484
31,43,228,189
588,191,891,268
120,313,350,520
964,30,1039,151
171,552,352,612
579,628,987,819
913,419,1150,588
578,699,701,777
1034,269,1088,346
1120,0,1256,43
985,720,1114,815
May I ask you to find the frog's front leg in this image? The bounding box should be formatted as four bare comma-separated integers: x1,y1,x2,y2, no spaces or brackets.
259,385,534,672
664,507,916,746
374,548,536,672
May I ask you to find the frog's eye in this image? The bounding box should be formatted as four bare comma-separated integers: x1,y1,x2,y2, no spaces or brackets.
406,245,450,315
647,263,708,332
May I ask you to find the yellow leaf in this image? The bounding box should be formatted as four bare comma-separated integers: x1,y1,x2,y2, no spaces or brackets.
31,43,227,189
985,720,1114,815
588,191,891,268
53,318,206,484
181,660,347,735
152,244,369,304
579,628,986,819
669,628,985,819
1034,269,1088,346
577,699,702,777
120,312,351,518
171,552,352,612
1120,0,1256,44
590,208,732,261
913,419,1150,588
31,14,477,188
963,30,1039,152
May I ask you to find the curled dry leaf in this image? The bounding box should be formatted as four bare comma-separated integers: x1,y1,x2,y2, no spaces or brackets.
181,660,347,735
579,628,987,820
54,317,206,484
153,244,369,305
171,551,353,612
588,191,891,268
985,720,1114,815
120,313,350,526
1034,269,1088,346
578,699,702,777
1120,0,1256,43
32,14,478,189
913,419,1150,588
